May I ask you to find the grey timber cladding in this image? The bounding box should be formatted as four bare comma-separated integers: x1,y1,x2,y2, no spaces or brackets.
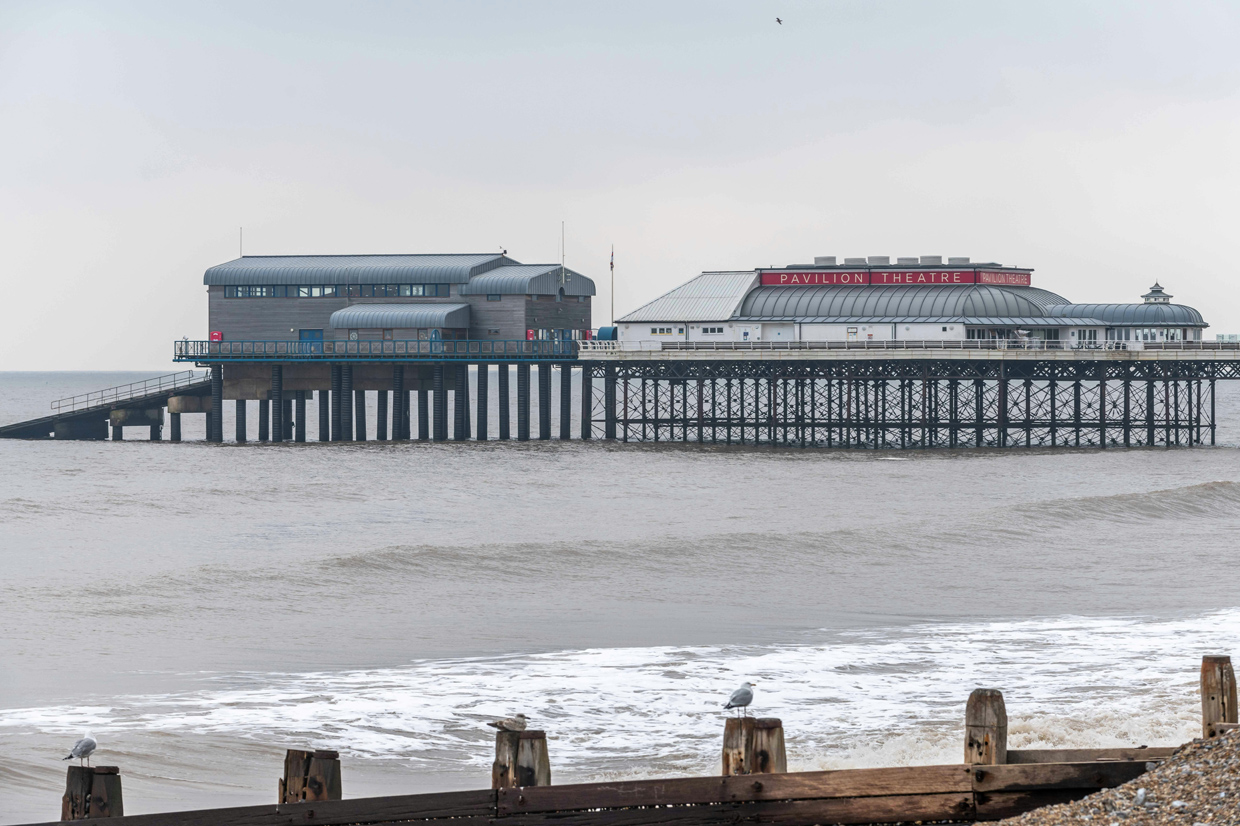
737,285,1073,322
204,254,511,285
458,265,596,296
1048,302,1207,327
329,303,470,329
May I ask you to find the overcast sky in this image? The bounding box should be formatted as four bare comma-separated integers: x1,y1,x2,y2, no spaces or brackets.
3,1,1239,369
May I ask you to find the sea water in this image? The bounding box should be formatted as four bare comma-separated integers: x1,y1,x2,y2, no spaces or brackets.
1,371,1238,823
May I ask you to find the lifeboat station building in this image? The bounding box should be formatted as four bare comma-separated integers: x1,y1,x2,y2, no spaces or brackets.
615,256,1206,348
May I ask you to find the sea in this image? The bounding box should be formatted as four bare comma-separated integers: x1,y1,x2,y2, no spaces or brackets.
2,370,1239,823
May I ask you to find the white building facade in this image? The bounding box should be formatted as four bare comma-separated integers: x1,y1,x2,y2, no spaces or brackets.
615,256,1206,347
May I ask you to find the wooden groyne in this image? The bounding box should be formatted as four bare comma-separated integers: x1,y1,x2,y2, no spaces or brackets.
35,655,1236,826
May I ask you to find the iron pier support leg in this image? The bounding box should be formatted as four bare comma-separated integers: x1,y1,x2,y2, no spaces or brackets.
209,364,223,443
1123,377,1131,448
516,363,531,441
170,412,181,442
258,400,270,441
476,364,489,441
271,365,284,443
1146,379,1155,446
453,365,468,441
112,424,123,441
1210,377,1216,445
330,364,342,441
604,365,617,440
1098,374,1107,448
377,390,388,440
498,365,510,440
392,366,404,440
340,364,353,440
560,363,572,440
973,378,983,447
997,375,1008,448
295,391,306,442
580,366,592,440
355,389,367,441
433,364,447,441
236,400,247,443
317,390,328,442
150,416,162,441
418,384,429,441
283,398,293,441
538,363,552,440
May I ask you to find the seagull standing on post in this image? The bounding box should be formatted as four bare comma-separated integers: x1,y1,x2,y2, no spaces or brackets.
724,682,756,717
63,733,97,766
487,714,528,732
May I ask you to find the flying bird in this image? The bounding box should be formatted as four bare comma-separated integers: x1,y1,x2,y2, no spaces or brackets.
487,714,528,732
776,18,782,25
63,733,97,766
724,682,756,717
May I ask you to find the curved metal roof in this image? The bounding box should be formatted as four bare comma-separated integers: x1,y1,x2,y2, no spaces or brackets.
737,285,1072,321
329,303,471,329
1048,302,1206,326
205,254,509,286
458,265,596,296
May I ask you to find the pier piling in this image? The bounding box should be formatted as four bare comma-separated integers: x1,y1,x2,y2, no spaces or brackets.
235,400,246,443
418,385,429,440
169,412,181,442
492,731,551,789
340,365,353,440
476,364,489,441
560,364,571,440
1201,655,1238,738
318,390,329,442
722,718,787,776
209,365,223,443
377,390,388,440
258,400,269,441
271,366,284,443
330,366,342,441
279,749,341,804
965,689,1008,765
355,390,366,441
498,365,510,440
392,367,405,440
295,391,306,442
62,766,122,820
538,364,551,440
517,364,530,441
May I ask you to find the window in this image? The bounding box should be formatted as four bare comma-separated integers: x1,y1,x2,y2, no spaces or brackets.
487,328,500,335
577,296,586,303
383,329,394,341
677,327,685,335
650,327,673,335
702,326,724,334
225,285,286,298
487,294,502,301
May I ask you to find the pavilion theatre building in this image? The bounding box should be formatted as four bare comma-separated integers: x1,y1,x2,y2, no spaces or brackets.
614,256,1206,347
205,253,594,343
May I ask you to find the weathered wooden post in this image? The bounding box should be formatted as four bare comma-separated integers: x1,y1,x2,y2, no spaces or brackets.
1201,655,1238,738
278,749,341,804
722,718,787,776
492,731,551,789
62,766,123,820
965,689,1008,765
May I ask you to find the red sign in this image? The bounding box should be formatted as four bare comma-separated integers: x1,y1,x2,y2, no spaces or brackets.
977,270,1032,286
210,331,223,342
759,269,1032,287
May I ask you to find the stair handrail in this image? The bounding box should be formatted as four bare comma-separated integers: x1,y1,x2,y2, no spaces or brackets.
50,370,210,414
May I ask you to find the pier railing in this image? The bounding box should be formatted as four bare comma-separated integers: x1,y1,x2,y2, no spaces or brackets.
579,339,1237,353
174,339,579,361
50,370,210,414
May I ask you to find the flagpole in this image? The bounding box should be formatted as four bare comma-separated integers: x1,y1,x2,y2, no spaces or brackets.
610,244,615,326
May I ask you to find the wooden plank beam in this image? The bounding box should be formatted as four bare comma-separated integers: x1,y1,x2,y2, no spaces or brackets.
974,789,1088,821
496,765,972,815
1006,747,1175,764
495,793,975,826
971,761,1150,793
18,789,495,826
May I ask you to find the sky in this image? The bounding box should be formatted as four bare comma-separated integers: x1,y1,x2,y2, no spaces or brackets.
2,0,1239,369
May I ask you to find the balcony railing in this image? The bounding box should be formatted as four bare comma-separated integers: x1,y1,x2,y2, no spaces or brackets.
174,339,579,361
577,339,1140,352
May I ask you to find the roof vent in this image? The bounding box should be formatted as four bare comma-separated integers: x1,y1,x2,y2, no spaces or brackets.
896,257,919,265
947,257,970,265
844,257,867,265
813,256,837,266
919,255,943,265
867,256,890,265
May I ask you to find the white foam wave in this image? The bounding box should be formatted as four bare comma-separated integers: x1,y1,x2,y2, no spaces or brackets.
3,610,1236,780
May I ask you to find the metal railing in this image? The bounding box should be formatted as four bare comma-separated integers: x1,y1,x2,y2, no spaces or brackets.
174,339,579,361
51,370,210,414
578,339,1139,352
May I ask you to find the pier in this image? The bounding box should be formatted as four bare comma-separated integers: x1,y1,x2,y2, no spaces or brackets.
4,339,1240,447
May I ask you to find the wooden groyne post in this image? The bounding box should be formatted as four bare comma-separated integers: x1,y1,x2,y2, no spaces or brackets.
62,766,122,820
278,749,341,804
965,689,1008,765
1201,655,1238,738
492,731,551,789
722,718,787,775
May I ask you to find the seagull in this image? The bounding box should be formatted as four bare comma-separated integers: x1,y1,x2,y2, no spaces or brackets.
776,17,782,25
724,682,756,717
487,714,528,732
63,733,97,766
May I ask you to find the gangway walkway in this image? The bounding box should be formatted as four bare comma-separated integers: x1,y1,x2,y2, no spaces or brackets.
0,371,210,439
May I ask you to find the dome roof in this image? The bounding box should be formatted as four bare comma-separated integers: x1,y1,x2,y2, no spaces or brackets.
737,284,1072,321
1048,302,1205,326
